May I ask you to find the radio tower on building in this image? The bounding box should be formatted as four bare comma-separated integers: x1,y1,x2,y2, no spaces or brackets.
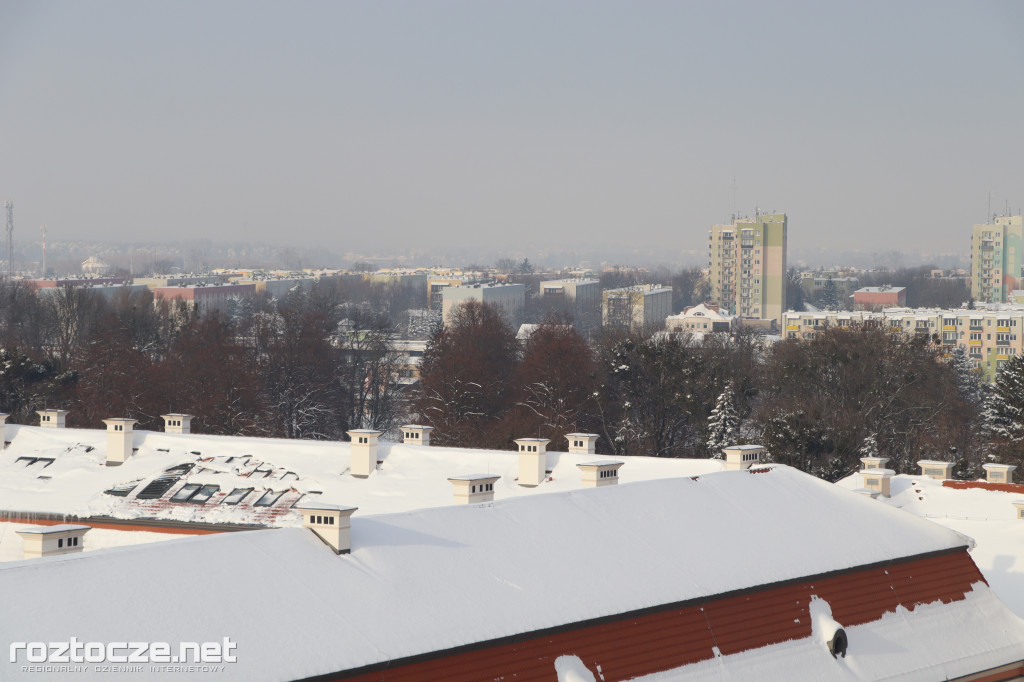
4,201,13,277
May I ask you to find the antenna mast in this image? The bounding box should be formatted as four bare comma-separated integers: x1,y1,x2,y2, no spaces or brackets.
4,201,13,277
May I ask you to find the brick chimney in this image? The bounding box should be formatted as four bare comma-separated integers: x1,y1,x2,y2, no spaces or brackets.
722,445,765,471
347,429,383,478
37,409,69,429
295,501,357,554
577,460,623,487
566,433,599,454
983,463,1016,484
448,474,499,504
401,425,434,446
16,524,90,559
917,460,954,481
515,438,550,487
103,418,137,466
161,413,194,434
861,468,895,498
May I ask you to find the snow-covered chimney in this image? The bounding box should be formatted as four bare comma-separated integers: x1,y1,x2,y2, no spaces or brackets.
401,424,434,446
983,463,1016,484
722,445,765,471
917,460,954,481
515,438,550,487
161,413,194,434
448,474,500,504
103,418,137,466
859,456,889,470
295,501,357,554
16,524,90,559
347,429,383,478
37,409,69,429
566,433,599,454
861,468,895,498
577,460,624,488
0,413,7,450
1013,500,1024,520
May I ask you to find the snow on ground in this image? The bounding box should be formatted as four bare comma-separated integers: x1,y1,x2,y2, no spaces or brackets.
0,522,177,562
837,472,1024,617
633,584,1024,682
0,424,724,521
0,466,989,682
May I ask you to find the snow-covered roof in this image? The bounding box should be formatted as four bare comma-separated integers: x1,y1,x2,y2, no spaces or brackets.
0,466,1004,682
0,424,723,527
837,471,1024,617
13,524,90,534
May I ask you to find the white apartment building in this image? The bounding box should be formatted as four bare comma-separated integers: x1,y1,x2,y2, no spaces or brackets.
442,283,526,328
602,285,673,329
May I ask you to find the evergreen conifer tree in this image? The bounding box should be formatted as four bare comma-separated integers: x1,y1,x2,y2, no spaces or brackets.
707,383,739,458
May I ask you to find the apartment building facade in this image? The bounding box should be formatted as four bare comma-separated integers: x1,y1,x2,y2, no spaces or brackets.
782,307,1024,380
971,216,1023,303
441,283,526,328
602,285,673,329
709,213,787,323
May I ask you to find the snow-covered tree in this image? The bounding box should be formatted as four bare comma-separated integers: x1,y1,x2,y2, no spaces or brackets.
949,345,983,406
707,383,739,458
820,278,840,311
981,355,1024,474
858,433,879,460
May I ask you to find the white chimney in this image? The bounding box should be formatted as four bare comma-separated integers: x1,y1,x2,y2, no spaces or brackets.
983,463,1016,484
347,429,383,478
859,456,889,470
102,418,137,466
722,445,766,471
566,433,599,454
0,413,7,449
401,424,434,446
295,501,357,554
161,413,194,434
917,460,954,481
37,409,69,429
1013,500,1024,520
16,524,90,559
448,474,500,504
577,460,624,487
515,438,550,487
861,468,895,498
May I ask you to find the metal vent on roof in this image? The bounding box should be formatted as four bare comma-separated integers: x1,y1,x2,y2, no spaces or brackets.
135,463,195,499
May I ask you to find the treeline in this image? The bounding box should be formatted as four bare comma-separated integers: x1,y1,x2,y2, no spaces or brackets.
0,278,416,438
414,302,1012,482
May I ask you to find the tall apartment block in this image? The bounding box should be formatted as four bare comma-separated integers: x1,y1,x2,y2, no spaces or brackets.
708,213,787,323
971,216,1023,303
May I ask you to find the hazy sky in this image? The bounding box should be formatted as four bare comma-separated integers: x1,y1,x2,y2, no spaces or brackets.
1,1,1023,262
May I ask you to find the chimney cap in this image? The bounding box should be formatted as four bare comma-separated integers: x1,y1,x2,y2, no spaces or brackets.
447,474,500,482
514,438,551,443
37,408,70,415
401,424,434,431
103,417,137,423
983,463,1017,471
15,524,91,535
861,468,895,476
916,460,953,468
161,413,195,418
565,433,599,438
576,460,624,469
295,500,358,513
347,429,383,434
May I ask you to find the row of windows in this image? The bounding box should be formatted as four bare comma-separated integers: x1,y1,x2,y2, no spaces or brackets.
519,444,541,452
470,483,494,493
57,536,80,548
309,514,336,525
599,469,618,478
